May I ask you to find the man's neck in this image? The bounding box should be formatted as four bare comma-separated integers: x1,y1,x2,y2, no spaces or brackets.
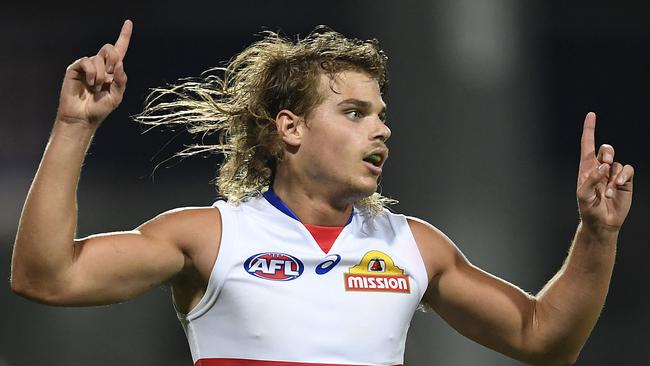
271,181,353,227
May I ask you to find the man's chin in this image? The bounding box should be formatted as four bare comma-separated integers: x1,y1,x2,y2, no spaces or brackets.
347,182,378,201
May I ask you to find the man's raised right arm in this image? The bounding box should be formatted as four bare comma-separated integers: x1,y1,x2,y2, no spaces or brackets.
10,20,209,307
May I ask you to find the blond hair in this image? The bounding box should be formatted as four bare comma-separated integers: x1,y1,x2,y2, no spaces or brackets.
135,26,396,214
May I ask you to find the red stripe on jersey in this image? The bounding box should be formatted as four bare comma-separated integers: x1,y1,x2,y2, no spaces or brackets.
303,223,344,254
195,358,402,366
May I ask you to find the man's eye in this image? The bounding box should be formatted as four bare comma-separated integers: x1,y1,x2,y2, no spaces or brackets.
346,110,363,119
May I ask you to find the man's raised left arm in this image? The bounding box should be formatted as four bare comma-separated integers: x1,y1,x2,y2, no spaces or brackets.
411,112,634,365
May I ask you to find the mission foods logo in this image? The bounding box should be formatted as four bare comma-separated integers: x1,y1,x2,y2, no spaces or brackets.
344,250,410,293
244,252,304,281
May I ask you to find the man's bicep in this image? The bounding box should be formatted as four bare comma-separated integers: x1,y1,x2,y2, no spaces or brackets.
58,210,196,306
409,218,540,362
64,231,184,305
428,256,538,357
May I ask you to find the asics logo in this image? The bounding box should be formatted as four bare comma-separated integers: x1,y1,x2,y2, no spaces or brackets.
315,254,341,275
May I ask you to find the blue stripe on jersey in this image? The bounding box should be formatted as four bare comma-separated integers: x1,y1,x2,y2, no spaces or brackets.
262,189,354,225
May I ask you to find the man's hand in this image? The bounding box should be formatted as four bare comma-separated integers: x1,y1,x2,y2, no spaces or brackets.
57,20,132,127
577,112,634,232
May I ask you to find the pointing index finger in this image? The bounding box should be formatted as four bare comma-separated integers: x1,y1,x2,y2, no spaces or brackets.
114,19,133,60
580,112,596,161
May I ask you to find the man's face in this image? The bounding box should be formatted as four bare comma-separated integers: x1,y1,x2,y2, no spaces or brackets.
296,70,391,201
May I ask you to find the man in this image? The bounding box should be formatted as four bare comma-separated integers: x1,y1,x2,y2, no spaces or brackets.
11,20,634,366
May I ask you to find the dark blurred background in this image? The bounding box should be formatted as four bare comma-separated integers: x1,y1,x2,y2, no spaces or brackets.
1,1,648,365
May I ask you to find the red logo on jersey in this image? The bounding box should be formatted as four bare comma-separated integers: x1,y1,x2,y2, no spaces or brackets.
244,252,304,281
344,251,410,293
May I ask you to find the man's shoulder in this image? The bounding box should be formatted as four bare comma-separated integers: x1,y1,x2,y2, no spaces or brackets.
404,216,460,280
137,206,222,250
405,216,444,237
144,206,221,228
404,216,458,249
142,206,223,279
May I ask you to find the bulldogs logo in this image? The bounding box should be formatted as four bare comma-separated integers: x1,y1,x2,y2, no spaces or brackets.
244,252,304,281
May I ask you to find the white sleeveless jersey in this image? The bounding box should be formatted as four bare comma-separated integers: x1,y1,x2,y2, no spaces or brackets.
176,194,429,366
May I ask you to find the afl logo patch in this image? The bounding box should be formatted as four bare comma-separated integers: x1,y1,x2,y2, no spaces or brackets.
244,252,304,281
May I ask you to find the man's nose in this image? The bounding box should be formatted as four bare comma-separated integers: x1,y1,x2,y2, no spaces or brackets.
373,120,391,142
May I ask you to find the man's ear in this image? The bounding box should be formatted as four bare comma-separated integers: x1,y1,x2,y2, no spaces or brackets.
275,109,303,147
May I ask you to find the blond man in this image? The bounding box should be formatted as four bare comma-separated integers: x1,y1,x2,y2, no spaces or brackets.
11,20,634,366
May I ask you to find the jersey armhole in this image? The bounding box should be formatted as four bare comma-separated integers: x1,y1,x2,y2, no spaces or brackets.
177,201,239,321
395,214,430,302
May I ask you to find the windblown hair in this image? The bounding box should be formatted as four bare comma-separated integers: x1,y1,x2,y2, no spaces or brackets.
135,26,396,214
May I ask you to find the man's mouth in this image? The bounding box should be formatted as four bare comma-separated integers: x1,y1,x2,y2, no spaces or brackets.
363,152,385,167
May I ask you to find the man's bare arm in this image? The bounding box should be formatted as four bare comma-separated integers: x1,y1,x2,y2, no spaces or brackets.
10,20,212,306
413,113,634,365
411,219,544,362
412,220,609,365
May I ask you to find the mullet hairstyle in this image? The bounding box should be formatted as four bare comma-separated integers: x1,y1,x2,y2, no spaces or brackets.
135,26,396,215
